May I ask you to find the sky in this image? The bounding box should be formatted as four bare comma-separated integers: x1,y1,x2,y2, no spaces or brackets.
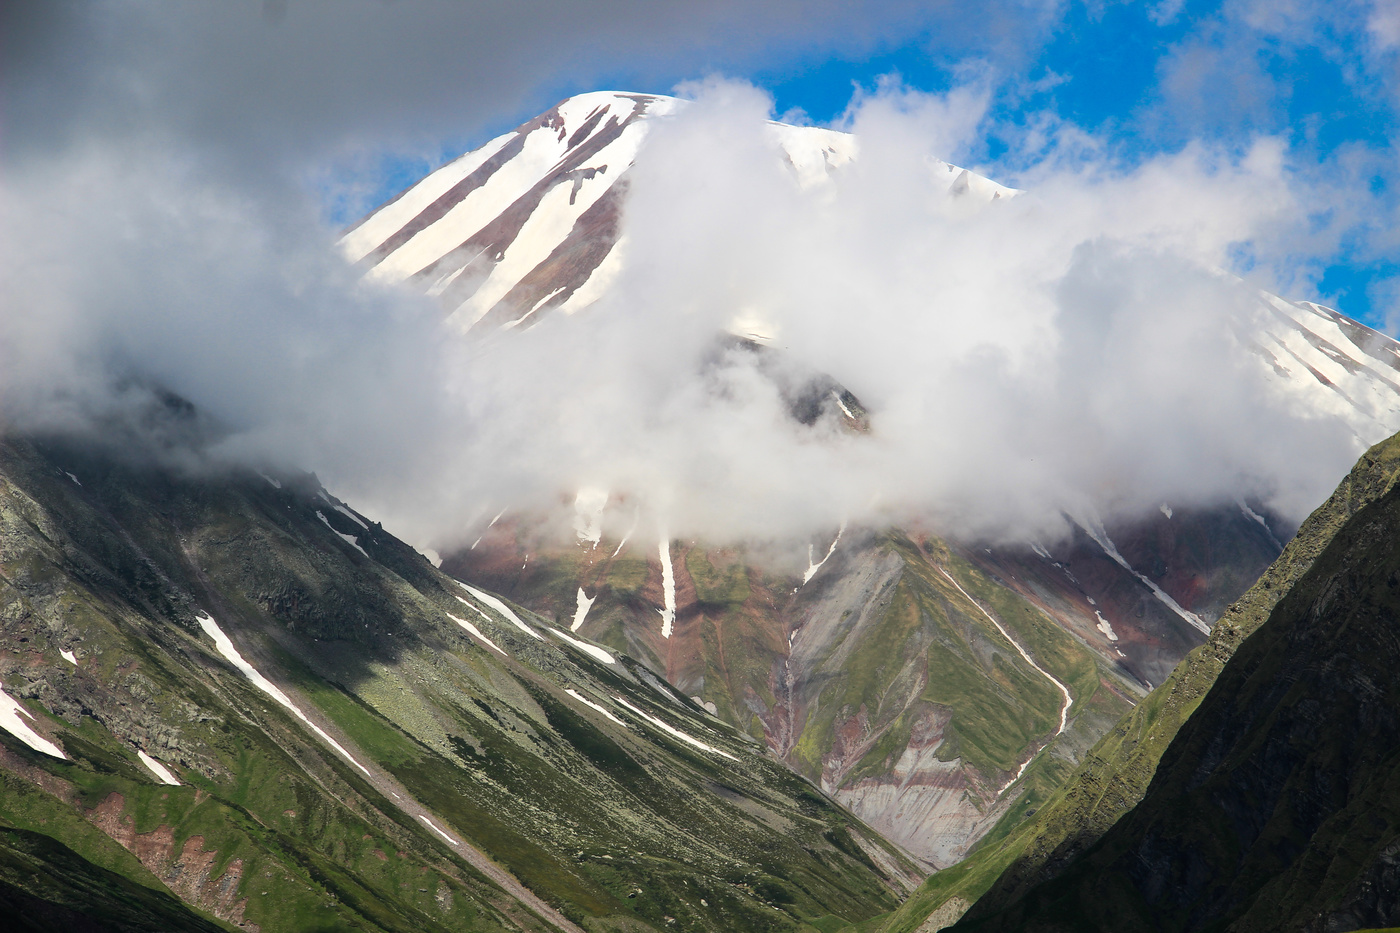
3,0,1400,551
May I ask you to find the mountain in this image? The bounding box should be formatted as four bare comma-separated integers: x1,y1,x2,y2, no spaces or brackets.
937,427,1400,932
863,430,1400,932
0,431,915,932
340,90,1400,868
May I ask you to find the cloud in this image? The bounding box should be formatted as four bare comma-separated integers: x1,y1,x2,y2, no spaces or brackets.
0,4,1393,555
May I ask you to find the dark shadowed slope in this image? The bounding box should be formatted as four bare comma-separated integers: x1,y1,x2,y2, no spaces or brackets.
947,428,1400,931
866,431,1400,933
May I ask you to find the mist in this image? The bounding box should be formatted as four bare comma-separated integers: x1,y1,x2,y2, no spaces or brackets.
0,5,1388,553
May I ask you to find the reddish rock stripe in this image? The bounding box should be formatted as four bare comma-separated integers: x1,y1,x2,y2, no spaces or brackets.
416,108,642,307
478,177,629,329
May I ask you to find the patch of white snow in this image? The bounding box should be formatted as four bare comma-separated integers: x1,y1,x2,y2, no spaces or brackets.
658,538,676,639
65,472,81,486
1238,500,1286,551
0,687,65,758
60,649,77,666
611,696,738,761
446,613,507,656
801,522,846,586
196,613,371,776
547,627,615,664
1160,504,1173,519
456,583,543,640
571,588,595,632
316,511,369,558
333,504,369,530
565,688,627,726
1094,611,1119,642
137,750,180,785
418,815,461,846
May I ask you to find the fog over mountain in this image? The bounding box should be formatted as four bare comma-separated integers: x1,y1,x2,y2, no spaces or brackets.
0,4,1388,553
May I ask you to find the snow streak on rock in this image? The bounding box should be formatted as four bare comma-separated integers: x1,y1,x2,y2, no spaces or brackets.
137,750,181,785
456,582,543,640
0,687,65,759
316,510,369,558
801,521,846,586
565,688,627,726
1072,513,1210,635
447,610,508,656
546,627,615,664
571,587,595,632
59,649,77,666
658,538,676,638
936,568,1072,795
611,695,738,761
196,612,372,776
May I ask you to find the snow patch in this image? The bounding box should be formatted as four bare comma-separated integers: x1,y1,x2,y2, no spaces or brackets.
60,649,77,666
611,696,738,761
1238,500,1286,551
333,504,369,530
1071,513,1210,635
196,613,372,776
547,627,615,664
801,521,846,586
316,511,369,558
657,538,676,638
137,750,180,785
456,583,543,640
0,687,65,758
571,587,595,632
1160,503,1173,519
64,472,81,486
565,688,626,726
1094,611,1119,642
447,612,507,656
573,488,607,547
418,814,461,847
831,391,856,420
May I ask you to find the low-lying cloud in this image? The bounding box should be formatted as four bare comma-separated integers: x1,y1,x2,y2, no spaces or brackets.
0,66,1384,553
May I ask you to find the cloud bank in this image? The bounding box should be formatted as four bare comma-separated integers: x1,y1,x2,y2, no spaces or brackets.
0,4,1391,553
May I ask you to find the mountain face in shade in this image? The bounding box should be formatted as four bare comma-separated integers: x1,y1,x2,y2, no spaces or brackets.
343,91,1400,869
943,427,1400,933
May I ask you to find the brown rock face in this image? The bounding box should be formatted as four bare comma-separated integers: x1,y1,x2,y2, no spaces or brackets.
88,792,253,929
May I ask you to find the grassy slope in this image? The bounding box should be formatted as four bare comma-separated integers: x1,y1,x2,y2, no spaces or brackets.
0,436,911,933
862,432,1400,933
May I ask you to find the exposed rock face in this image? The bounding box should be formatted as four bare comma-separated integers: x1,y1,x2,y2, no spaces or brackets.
449,525,1139,869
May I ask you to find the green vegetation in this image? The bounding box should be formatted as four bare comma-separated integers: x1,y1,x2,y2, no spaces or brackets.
862,431,1400,933
0,435,910,933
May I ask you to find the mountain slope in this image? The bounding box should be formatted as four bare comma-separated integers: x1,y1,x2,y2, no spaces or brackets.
0,432,914,932
343,89,1400,873
447,520,1138,869
866,430,1400,932
946,425,1400,931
